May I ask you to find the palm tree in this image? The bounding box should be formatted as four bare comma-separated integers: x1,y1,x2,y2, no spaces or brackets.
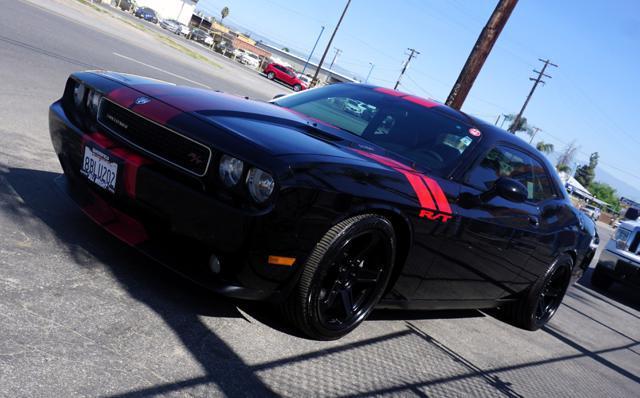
220,6,229,25
536,141,554,154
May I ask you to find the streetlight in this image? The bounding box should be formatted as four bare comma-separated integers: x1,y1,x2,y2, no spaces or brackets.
365,62,374,83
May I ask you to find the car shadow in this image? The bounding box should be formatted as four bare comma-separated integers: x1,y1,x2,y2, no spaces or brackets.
5,166,637,396
577,267,640,312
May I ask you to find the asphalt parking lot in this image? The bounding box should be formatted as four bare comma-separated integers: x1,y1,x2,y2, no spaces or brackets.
1,1,639,397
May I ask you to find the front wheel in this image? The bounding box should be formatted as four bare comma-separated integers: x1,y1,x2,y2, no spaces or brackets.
282,214,396,340
266,72,275,80
503,254,573,331
292,84,302,92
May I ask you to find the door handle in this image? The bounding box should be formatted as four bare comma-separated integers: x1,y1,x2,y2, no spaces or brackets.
529,216,540,227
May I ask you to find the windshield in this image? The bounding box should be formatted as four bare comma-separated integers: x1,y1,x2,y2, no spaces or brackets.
275,84,480,174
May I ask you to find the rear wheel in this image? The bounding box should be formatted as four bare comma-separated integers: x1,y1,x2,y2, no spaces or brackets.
282,214,395,340
293,84,302,92
503,254,573,331
591,264,614,290
267,72,275,80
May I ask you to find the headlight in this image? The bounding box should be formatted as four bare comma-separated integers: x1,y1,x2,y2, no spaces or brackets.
246,167,275,203
73,82,86,107
219,155,244,186
86,89,102,117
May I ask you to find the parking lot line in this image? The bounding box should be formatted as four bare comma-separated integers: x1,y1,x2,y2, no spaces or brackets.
112,52,211,89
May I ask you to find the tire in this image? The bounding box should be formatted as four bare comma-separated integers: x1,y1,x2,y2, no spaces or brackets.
293,84,302,92
503,254,573,331
266,72,275,80
282,214,396,340
591,264,614,290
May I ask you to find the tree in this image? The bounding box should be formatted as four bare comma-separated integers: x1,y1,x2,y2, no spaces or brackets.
504,114,529,134
574,152,599,188
589,181,620,212
220,6,229,25
535,141,554,154
556,140,579,173
281,47,290,53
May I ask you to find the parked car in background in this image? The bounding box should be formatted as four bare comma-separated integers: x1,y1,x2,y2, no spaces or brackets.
134,7,158,24
297,74,312,87
189,28,213,46
239,52,261,69
343,98,367,116
117,0,136,12
214,41,234,56
159,19,181,34
49,73,597,339
592,215,640,290
581,204,601,221
178,23,191,36
263,63,307,91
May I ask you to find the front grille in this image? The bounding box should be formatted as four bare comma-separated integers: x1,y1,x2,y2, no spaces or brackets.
97,98,211,176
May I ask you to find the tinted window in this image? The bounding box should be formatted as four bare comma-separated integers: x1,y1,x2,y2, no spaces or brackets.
274,85,480,175
467,145,555,202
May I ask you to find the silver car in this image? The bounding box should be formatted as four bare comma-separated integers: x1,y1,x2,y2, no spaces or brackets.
592,217,640,290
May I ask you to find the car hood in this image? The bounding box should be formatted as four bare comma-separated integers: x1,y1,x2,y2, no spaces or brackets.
96,71,372,160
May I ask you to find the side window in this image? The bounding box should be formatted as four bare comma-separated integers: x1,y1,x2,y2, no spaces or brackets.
466,145,555,202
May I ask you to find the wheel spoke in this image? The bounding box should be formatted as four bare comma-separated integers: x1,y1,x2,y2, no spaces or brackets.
353,233,381,261
355,268,380,284
321,279,341,309
537,299,546,318
340,287,354,317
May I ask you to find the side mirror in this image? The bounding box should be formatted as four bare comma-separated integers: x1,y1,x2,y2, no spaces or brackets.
494,177,528,203
272,94,286,100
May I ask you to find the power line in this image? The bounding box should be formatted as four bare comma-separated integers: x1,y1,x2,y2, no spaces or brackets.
508,58,558,133
394,48,420,90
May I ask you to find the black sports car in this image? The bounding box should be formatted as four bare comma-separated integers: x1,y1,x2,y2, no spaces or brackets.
49,71,597,339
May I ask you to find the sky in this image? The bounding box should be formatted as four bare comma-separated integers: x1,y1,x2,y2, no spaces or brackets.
195,0,640,200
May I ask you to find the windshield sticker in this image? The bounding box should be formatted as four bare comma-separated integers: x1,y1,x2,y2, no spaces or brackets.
469,128,481,137
460,136,472,146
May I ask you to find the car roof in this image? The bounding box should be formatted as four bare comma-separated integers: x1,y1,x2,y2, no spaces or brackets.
339,83,567,196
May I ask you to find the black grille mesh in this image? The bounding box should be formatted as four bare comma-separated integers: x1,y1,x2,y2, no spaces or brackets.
98,99,211,176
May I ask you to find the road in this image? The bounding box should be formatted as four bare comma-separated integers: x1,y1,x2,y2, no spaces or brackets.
0,1,638,397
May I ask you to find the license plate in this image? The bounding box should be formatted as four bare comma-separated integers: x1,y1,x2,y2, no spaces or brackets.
80,146,118,193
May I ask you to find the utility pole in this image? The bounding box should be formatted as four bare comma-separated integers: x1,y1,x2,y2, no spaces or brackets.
394,48,420,90
302,26,325,75
311,0,351,86
445,0,519,109
365,62,375,83
494,114,501,126
328,48,342,70
529,127,542,143
508,58,558,133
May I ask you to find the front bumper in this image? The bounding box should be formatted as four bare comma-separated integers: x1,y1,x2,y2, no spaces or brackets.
597,248,640,287
49,100,298,300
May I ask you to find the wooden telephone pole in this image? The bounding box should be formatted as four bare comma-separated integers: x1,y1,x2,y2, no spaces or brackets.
445,0,518,109
311,0,351,86
508,59,558,133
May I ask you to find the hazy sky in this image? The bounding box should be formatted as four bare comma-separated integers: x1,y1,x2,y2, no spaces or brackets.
196,0,640,198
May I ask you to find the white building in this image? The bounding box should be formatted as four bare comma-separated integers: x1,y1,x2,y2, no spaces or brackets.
134,0,197,25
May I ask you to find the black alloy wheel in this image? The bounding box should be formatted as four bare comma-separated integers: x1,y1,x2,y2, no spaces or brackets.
534,264,570,325
502,254,573,331
283,214,395,340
